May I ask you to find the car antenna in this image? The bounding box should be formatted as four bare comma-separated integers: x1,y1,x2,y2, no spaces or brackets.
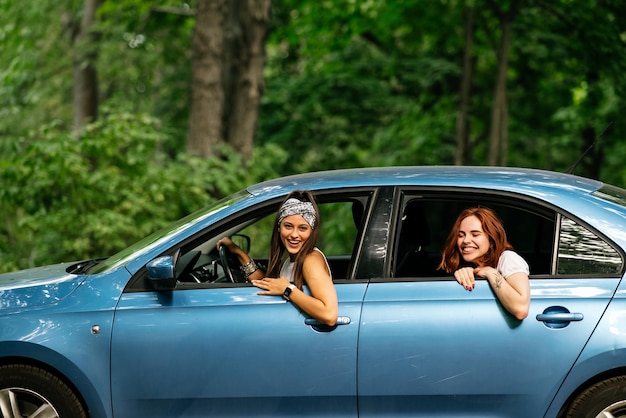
566,121,613,175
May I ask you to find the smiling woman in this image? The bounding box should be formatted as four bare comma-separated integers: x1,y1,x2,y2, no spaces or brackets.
438,207,531,320
217,190,339,326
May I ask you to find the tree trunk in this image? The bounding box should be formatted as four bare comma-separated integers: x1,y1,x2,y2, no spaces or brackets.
72,0,101,134
487,0,519,166
187,0,271,160
487,19,511,166
455,5,474,166
226,0,271,160
187,0,227,158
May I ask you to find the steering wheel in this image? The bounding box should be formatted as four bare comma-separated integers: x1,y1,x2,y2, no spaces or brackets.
218,245,238,283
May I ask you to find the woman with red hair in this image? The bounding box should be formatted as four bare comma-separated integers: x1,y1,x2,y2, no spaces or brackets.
438,207,530,320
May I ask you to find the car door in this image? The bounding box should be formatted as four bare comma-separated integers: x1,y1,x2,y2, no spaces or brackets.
356,192,624,417
109,194,370,418
111,283,365,418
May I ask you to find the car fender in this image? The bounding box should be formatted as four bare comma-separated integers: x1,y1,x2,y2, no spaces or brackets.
0,271,127,418
0,340,110,418
544,295,626,417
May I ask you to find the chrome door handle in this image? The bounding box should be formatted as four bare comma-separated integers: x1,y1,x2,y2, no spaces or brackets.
305,316,351,326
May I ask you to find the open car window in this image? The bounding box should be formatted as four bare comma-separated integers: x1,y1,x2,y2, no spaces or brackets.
392,191,624,279
168,191,371,286
391,193,554,278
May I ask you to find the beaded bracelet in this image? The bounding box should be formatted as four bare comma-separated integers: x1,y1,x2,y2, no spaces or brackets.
240,259,259,278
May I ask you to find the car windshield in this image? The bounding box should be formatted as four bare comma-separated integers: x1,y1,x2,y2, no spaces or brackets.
87,190,251,274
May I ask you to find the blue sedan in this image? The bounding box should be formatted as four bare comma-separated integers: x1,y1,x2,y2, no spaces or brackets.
2,166,626,418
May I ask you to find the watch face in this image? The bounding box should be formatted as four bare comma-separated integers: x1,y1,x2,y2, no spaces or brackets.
283,286,293,300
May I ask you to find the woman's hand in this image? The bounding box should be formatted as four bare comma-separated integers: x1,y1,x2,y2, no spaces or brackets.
216,237,240,253
454,266,477,291
455,266,502,292
251,276,291,296
217,236,264,281
455,265,529,320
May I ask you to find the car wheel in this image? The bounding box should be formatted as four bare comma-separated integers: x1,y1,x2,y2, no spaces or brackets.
566,375,626,417
0,364,87,418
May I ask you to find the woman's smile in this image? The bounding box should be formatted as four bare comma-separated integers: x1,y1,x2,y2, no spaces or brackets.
457,215,490,265
280,214,312,256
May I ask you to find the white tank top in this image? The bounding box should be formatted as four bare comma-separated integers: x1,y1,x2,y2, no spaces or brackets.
279,247,332,283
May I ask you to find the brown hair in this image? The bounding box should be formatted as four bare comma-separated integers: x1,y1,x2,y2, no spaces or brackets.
266,190,321,289
438,207,513,273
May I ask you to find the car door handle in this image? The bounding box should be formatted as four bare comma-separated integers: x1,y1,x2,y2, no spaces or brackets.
304,317,350,333
536,312,584,322
305,316,351,326
536,306,583,329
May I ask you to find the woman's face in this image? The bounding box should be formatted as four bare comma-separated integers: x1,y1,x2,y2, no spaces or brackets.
457,215,491,266
279,214,312,258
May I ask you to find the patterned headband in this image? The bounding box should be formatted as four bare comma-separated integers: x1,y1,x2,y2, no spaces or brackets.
278,198,316,229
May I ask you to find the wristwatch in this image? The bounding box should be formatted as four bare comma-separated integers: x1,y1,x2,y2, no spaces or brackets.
283,284,296,301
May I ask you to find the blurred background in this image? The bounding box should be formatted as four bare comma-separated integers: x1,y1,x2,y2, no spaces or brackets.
1,0,625,272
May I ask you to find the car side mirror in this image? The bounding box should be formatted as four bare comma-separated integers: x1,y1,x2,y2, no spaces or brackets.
146,255,177,290
230,234,251,253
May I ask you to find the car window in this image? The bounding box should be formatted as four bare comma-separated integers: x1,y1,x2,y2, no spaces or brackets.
393,193,624,279
557,216,623,275
170,192,370,286
392,194,555,278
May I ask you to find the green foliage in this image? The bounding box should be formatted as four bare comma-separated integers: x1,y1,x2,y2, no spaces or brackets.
96,1,196,153
260,34,460,173
0,0,77,145
262,0,626,177
0,113,286,272
3,0,626,272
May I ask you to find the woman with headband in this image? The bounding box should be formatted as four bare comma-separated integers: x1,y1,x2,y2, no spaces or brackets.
217,190,338,326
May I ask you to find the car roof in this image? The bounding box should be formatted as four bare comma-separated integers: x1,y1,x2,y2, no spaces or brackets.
247,166,604,199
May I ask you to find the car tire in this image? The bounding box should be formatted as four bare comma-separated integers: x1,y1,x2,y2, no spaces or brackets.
0,364,87,418
565,375,626,417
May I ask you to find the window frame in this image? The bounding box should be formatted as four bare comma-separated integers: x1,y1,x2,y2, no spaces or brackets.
382,187,625,281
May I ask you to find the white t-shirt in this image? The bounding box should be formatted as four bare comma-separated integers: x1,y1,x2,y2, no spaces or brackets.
497,250,530,278
279,247,331,283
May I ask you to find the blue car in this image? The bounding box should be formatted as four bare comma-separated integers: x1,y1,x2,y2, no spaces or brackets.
2,166,626,418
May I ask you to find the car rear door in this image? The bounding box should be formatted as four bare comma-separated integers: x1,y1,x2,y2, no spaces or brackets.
356,193,624,417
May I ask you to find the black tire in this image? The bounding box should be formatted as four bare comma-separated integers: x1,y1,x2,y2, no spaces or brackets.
566,375,626,418
0,364,87,418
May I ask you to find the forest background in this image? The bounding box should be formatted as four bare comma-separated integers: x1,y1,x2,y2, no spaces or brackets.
1,0,626,273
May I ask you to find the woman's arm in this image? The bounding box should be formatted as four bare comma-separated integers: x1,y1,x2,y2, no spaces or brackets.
252,251,338,326
216,237,263,281
291,251,338,325
477,267,530,320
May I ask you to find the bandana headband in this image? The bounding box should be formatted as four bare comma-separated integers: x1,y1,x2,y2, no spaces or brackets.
278,198,316,229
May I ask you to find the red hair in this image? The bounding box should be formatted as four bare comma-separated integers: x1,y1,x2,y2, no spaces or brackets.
438,207,513,273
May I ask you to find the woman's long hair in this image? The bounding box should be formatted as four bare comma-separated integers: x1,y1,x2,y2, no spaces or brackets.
266,190,321,289
438,207,512,273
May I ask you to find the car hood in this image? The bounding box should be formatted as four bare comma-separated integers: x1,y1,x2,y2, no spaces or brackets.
0,263,84,310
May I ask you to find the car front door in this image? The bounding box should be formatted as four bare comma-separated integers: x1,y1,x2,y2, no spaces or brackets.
111,281,365,418
356,194,624,417
109,193,371,418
